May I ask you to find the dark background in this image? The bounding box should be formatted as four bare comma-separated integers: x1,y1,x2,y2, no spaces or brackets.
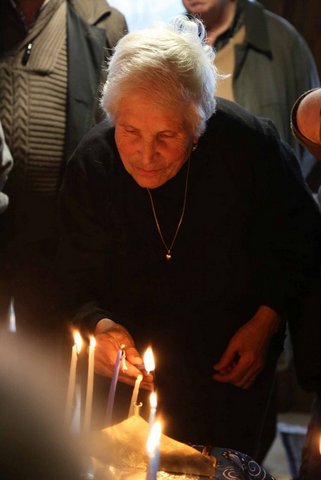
261,0,321,79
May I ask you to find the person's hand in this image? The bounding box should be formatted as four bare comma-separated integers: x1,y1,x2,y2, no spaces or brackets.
213,306,281,389
94,324,153,389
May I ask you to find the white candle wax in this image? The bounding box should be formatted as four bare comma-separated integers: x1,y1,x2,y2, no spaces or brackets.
128,374,143,418
83,336,96,432
65,331,82,425
148,392,157,432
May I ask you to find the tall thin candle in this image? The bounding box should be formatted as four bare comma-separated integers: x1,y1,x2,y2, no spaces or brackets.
128,374,143,418
83,336,96,432
105,346,124,426
65,331,82,425
148,392,157,431
146,420,162,480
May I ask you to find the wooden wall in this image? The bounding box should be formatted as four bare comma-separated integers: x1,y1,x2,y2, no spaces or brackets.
261,0,321,79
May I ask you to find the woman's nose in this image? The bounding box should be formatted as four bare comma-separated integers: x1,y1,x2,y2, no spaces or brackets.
140,139,157,165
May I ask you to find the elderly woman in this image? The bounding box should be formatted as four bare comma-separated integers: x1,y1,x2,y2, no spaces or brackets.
57,17,321,461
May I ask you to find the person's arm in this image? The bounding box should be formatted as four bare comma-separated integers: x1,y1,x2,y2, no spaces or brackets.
56,132,151,386
57,150,112,331
213,305,281,388
214,120,321,388
255,121,321,315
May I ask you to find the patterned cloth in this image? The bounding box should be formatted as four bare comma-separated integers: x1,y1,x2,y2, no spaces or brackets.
211,447,275,480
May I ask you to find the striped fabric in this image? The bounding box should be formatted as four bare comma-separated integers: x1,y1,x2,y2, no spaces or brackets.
0,0,67,194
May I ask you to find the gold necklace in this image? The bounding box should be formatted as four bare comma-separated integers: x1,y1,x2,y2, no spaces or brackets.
147,160,190,261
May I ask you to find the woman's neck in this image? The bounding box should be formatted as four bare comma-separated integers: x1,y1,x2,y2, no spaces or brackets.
204,0,237,47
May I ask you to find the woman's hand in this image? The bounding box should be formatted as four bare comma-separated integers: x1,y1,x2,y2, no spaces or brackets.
94,324,153,389
212,306,282,389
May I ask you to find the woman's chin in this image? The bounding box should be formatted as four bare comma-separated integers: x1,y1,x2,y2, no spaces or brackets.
131,173,167,189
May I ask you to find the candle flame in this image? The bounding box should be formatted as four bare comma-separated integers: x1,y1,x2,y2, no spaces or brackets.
146,420,162,455
150,392,157,409
89,336,96,348
74,331,82,354
144,346,155,374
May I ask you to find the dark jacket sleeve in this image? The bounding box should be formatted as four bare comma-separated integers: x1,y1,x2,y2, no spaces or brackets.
55,130,114,333
253,119,321,314
290,277,321,394
251,120,321,392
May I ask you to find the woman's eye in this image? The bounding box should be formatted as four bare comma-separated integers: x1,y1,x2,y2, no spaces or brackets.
159,131,175,139
124,127,138,134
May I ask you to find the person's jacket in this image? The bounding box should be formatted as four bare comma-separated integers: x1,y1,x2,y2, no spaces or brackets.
233,0,320,185
0,0,127,166
65,0,128,161
0,0,127,263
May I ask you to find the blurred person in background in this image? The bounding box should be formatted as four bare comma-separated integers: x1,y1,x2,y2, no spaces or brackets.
182,0,320,185
0,0,127,341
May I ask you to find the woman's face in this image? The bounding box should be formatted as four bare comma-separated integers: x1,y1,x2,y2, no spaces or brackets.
182,0,226,16
114,92,197,189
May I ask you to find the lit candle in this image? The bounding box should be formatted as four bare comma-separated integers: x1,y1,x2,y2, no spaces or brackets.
65,331,82,425
105,345,124,426
144,347,155,374
128,374,143,418
148,392,157,431
146,420,162,480
83,336,96,432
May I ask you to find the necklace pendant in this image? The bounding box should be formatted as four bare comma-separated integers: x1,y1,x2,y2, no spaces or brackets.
166,253,172,260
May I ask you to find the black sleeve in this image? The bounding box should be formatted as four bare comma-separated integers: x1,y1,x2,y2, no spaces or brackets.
290,277,321,393
254,120,321,315
55,139,114,333
250,120,321,391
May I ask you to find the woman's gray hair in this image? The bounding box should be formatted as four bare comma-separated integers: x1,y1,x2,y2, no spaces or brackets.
101,15,218,137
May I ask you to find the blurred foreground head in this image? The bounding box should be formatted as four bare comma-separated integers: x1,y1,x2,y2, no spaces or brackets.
0,333,82,479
